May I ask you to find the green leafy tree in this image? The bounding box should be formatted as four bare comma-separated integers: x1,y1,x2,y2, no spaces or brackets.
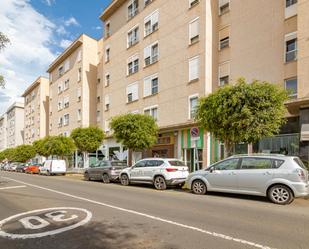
195,78,288,157
110,114,158,164
71,127,105,168
0,32,10,88
13,145,36,163
0,148,16,162
33,138,50,157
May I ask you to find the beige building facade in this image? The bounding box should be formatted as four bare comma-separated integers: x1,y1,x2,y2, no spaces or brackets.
98,0,309,168
47,34,100,138
22,77,49,145
0,114,7,151
6,102,24,148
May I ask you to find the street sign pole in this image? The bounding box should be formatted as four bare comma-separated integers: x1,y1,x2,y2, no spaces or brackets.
190,127,200,171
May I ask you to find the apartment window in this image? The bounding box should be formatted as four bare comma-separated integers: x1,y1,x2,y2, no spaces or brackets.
77,87,81,102
58,82,63,94
64,79,69,90
104,120,110,132
189,95,198,119
219,0,230,15
144,42,158,66
96,110,101,122
128,26,139,48
126,83,139,103
285,34,297,62
220,37,229,50
63,114,69,126
189,56,199,82
78,67,82,82
105,73,110,87
144,106,158,121
285,78,297,98
105,47,110,62
189,0,199,8
144,0,153,7
97,96,101,103
64,96,69,108
128,0,139,19
189,18,199,44
127,54,139,75
144,74,158,97
104,94,110,111
58,66,64,77
144,10,159,37
58,117,63,127
105,21,111,37
219,61,230,86
286,0,297,7
57,99,63,111
77,109,81,121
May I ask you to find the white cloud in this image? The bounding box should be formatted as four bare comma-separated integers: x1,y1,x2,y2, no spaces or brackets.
56,25,68,35
59,39,72,49
43,0,55,6
0,0,57,114
64,17,79,27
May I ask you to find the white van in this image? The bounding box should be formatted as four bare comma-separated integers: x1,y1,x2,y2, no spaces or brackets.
40,160,66,176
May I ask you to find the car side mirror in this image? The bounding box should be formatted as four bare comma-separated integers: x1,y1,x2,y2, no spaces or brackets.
209,167,215,173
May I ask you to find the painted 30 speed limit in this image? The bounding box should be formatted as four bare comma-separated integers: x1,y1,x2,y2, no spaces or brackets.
0,207,92,239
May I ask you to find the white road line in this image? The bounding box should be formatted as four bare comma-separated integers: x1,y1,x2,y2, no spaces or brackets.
0,185,26,190
2,177,274,249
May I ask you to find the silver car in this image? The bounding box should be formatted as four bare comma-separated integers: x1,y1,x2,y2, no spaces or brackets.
187,155,309,205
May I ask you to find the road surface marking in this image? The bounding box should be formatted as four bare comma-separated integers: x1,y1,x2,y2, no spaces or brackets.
3,176,274,249
0,185,26,190
0,207,92,239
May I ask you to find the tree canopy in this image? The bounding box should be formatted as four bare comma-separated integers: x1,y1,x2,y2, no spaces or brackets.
33,136,76,158
70,127,104,153
12,145,36,163
110,113,158,151
195,78,288,156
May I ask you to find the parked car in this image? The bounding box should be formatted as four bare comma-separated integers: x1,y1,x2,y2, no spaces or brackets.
8,162,19,172
119,158,189,190
39,160,66,176
187,154,309,205
25,164,41,174
84,160,128,183
16,163,27,173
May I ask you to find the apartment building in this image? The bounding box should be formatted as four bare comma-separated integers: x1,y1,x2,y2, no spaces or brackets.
6,102,24,148
22,77,49,145
0,114,7,151
99,0,216,168
99,0,309,168
47,34,100,138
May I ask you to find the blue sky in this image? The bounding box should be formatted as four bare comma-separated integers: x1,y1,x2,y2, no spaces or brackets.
0,0,111,113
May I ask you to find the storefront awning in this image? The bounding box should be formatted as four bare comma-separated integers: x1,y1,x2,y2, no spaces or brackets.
300,124,309,141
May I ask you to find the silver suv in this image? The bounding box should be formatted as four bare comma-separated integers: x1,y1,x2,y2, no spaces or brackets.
187,155,309,205
119,158,189,190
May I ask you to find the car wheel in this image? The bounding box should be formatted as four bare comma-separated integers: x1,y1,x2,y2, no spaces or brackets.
102,174,110,184
84,172,90,181
192,180,207,195
120,174,129,186
154,176,167,190
268,185,294,205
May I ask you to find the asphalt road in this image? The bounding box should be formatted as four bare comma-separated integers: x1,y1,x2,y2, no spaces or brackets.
0,171,308,249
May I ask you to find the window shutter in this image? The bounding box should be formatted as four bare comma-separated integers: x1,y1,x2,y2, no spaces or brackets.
64,59,70,72
152,10,159,24
189,19,199,39
144,45,151,59
219,26,229,40
189,56,199,81
144,77,152,97
219,0,229,7
132,83,139,101
104,94,110,105
219,62,230,78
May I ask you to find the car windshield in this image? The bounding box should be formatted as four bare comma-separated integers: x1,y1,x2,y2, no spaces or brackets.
111,162,127,166
168,160,186,166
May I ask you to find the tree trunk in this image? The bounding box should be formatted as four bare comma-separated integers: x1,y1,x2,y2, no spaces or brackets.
224,141,233,158
128,148,132,167
83,151,89,168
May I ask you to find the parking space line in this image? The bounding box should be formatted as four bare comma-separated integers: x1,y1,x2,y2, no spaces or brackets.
0,185,26,190
2,176,274,249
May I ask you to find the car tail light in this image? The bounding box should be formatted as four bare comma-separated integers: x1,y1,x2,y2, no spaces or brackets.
296,169,306,182
166,168,178,172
